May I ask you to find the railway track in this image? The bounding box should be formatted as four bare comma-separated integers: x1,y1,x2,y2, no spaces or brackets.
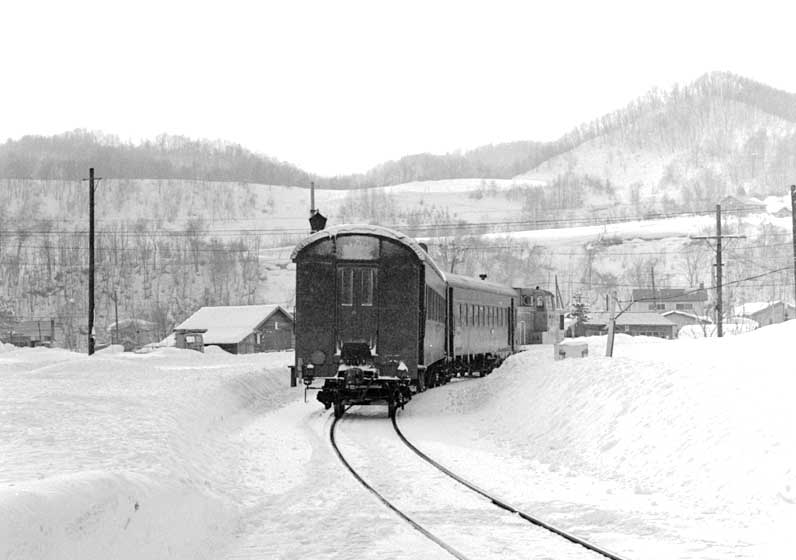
330,409,632,560
391,413,630,560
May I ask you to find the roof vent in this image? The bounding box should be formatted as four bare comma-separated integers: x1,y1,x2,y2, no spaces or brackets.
479,274,487,280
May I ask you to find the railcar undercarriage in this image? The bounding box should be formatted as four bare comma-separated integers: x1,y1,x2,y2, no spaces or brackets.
317,367,413,418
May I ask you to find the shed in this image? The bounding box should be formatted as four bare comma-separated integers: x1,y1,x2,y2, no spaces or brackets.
584,312,677,339
662,310,712,336
733,301,788,328
173,304,294,354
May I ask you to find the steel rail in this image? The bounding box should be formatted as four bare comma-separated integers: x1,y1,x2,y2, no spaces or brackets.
329,414,472,560
392,414,633,560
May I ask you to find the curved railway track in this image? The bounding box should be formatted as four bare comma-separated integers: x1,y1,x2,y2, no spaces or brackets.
330,409,633,560
330,412,471,560
391,413,631,560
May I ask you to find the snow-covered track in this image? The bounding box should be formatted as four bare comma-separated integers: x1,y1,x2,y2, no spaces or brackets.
329,413,472,560
392,414,632,560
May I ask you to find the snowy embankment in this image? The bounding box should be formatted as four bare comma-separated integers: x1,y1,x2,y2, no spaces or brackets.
399,323,796,558
0,345,296,560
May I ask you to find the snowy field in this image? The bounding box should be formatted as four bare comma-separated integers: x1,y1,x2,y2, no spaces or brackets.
2,323,795,559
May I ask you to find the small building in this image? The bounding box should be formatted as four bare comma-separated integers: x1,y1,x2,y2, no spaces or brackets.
583,312,677,339
174,328,207,352
173,304,294,354
629,286,708,314
107,318,157,351
720,195,767,215
733,301,789,328
0,319,60,347
662,310,712,336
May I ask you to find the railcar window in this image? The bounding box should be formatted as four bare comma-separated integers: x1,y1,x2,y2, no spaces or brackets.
536,296,544,309
339,269,354,306
361,268,375,306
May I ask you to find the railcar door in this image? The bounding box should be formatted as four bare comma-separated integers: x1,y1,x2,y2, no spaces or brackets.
337,265,379,351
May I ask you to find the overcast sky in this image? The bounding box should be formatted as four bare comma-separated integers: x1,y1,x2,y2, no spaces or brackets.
2,0,795,176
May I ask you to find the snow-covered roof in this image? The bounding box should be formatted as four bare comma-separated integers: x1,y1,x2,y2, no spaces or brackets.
447,272,518,297
290,224,446,278
734,301,783,317
106,318,155,333
174,304,291,345
587,312,676,327
632,288,707,303
662,310,712,323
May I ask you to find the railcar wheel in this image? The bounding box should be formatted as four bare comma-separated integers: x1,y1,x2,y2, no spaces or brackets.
416,372,426,393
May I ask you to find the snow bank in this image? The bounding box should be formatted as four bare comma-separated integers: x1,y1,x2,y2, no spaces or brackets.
0,347,297,560
401,323,796,558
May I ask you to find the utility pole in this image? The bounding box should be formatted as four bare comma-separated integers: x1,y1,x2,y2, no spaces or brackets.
791,185,796,309
83,168,101,355
650,264,657,311
691,204,745,337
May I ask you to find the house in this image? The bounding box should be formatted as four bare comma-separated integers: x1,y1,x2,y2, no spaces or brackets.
662,310,712,336
107,318,157,351
0,318,60,347
720,195,767,215
583,312,677,339
772,206,792,218
629,285,709,314
173,304,294,354
733,301,790,328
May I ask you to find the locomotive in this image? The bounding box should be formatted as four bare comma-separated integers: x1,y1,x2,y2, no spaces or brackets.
290,224,560,417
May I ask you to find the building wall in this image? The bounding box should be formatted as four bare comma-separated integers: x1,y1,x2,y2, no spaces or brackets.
749,303,786,327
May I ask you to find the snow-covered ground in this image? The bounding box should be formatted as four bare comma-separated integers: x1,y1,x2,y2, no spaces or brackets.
2,323,794,559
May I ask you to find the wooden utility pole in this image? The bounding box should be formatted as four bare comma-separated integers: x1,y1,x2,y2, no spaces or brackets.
88,168,95,355
716,205,723,337
791,185,796,309
83,168,101,355
691,204,745,337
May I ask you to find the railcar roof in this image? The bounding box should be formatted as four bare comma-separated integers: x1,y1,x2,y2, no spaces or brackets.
290,223,446,277
446,272,518,297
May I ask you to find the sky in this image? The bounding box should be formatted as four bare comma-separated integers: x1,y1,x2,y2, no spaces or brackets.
2,0,796,175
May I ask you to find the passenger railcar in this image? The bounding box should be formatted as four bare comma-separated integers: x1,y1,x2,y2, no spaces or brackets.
292,224,452,416
291,224,562,416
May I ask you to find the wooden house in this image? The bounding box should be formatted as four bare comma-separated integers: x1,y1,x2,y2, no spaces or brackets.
583,312,677,339
173,304,294,354
720,195,767,215
629,285,708,314
662,310,712,337
733,301,789,328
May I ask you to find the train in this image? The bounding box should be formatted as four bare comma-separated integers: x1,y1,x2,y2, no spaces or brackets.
290,224,561,417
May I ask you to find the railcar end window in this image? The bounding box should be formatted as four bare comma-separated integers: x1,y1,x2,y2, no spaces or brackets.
361,268,375,306
339,268,354,306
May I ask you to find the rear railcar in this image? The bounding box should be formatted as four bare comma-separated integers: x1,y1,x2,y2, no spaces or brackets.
291,224,447,416
514,287,562,345
447,273,517,376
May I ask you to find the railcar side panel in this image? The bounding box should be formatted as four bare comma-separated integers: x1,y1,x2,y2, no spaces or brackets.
423,265,447,369
378,239,421,379
295,256,337,377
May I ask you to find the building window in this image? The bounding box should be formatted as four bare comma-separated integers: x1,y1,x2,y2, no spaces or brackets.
676,303,693,311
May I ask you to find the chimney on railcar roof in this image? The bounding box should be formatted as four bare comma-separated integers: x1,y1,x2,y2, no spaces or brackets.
308,181,327,233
